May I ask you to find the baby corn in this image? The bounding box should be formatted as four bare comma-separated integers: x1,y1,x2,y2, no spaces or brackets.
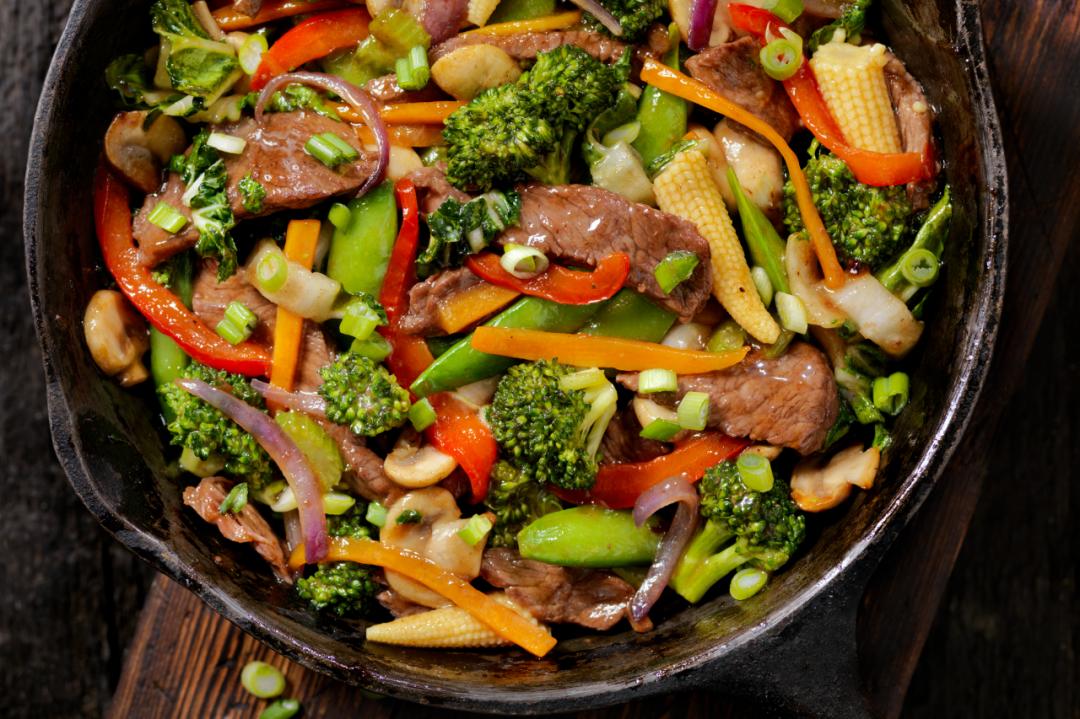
467,0,501,26
809,42,902,154
366,593,549,649
653,149,780,344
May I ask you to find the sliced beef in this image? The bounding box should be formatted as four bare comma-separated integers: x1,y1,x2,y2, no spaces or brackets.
133,111,376,267
408,165,471,215
364,73,448,104
884,54,938,209
499,184,713,321
618,342,839,454
399,266,485,336
481,548,652,632
685,37,801,141
599,409,670,465
432,30,628,63
405,0,469,43
317,420,398,504
183,476,291,582
232,0,261,17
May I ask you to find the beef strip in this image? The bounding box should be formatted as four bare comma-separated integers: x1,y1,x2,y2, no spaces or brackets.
432,30,628,63
684,37,801,141
408,165,471,215
317,420,399,504
481,548,652,632
618,342,839,454
599,408,670,465
499,184,713,321
884,54,938,209
133,112,376,268
364,73,447,104
183,476,291,582
398,266,485,336
231,0,261,17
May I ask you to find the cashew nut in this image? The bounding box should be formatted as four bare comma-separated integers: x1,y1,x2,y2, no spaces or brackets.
383,432,457,489
790,445,880,512
104,111,187,194
431,45,522,101
83,290,150,387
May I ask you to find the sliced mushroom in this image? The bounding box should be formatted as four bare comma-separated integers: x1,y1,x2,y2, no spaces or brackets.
431,44,522,101
380,488,493,607
790,445,880,512
104,111,187,194
714,120,785,216
83,290,150,387
384,432,458,489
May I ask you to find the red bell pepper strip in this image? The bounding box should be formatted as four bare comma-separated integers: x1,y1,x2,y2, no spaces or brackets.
465,252,630,305
93,163,272,377
554,433,749,509
426,393,497,502
251,7,370,90
728,3,930,187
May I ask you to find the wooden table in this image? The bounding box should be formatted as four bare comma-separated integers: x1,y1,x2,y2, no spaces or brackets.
3,1,1078,718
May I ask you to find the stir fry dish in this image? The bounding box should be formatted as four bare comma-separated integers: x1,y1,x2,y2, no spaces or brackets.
87,0,952,657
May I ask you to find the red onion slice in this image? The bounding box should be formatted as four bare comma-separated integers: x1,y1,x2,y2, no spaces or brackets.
176,378,329,564
255,71,389,197
251,379,328,417
567,0,624,36
688,0,719,51
629,475,700,622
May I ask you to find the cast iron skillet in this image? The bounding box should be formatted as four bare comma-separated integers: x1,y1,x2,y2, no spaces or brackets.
24,0,1007,714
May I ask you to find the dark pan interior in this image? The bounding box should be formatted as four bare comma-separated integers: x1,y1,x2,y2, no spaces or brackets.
24,0,1006,714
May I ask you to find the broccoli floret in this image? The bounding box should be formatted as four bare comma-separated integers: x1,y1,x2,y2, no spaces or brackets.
442,47,627,190
670,460,806,602
296,562,378,616
784,143,913,268
484,461,564,547
151,0,240,101
488,360,617,490
318,353,410,437
808,0,872,53
327,501,375,540
159,362,274,489
834,340,887,425
581,0,665,41
168,130,239,279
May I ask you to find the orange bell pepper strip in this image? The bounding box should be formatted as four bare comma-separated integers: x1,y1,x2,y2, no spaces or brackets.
427,393,498,502
465,252,630,305
251,7,370,90
470,326,749,373
554,433,749,509
269,220,321,390
336,101,465,125
639,56,847,290
212,0,355,31
435,283,520,334
465,10,582,35
356,123,446,148
93,164,271,377
289,538,556,656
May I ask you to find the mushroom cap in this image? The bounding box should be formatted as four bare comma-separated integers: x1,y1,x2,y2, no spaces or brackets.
104,111,187,194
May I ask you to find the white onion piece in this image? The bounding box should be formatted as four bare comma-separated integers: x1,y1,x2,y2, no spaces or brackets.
176,378,328,563
827,274,924,357
255,71,388,197
251,379,329,416
629,476,700,622
785,234,847,328
567,0,624,35
661,322,711,350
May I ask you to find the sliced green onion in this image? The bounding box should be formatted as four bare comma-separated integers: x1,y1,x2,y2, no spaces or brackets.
270,487,298,513
761,0,804,23
216,316,253,345
751,265,774,306
899,248,940,287
255,251,288,294
238,31,269,75
559,367,608,391
602,120,641,147
638,368,678,394
340,302,381,341
501,243,549,279
408,397,437,431
653,250,700,294
162,95,198,117
872,372,910,415
350,332,392,361
323,491,358,515
366,501,388,527
775,291,808,334
457,514,494,546
729,567,769,600
640,418,682,441
218,482,249,514
676,391,710,431
258,698,300,719
207,132,247,154
225,301,257,332
737,451,775,492
328,202,352,230
760,37,803,81
872,423,893,452
147,202,188,234
707,320,747,353
395,45,430,91
320,132,359,162
305,133,344,167
241,661,286,699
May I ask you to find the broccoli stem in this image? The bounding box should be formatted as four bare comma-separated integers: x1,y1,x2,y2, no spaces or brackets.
670,519,746,603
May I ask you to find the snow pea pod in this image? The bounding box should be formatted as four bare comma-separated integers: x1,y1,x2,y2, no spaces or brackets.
151,254,194,421
877,186,952,293
517,506,662,567
579,290,676,342
632,25,687,167
326,181,398,297
408,296,605,397
729,167,790,295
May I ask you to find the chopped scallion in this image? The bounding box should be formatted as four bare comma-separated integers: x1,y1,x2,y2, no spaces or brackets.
775,291,808,334
395,44,430,91
255,251,288,293
305,133,344,167
500,243,549,279
240,660,285,699
270,487,298,513
328,202,352,230
736,452,774,492
729,567,769,601
147,202,188,234
366,501,388,527
559,367,608,391
899,248,940,287
761,0,804,23
751,265,774,306
653,250,700,294
872,372,910,415
349,332,392,361
676,391,710,431
457,514,494,546
207,132,247,154
323,492,357,515
760,34,803,81
238,31,269,75
218,482,249,515
319,132,359,162
258,698,300,719
340,302,382,342
640,418,682,441
638,368,678,394
408,397,437,431
216,316,253,345
224,301,257,332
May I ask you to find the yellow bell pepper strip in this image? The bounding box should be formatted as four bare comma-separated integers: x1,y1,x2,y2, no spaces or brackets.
638,57,847,290
464,10,582,35
93,164,271,377
212,0,355,31
270,220,321,391
288,537,557,657
470,326,749,373
436,283,520,334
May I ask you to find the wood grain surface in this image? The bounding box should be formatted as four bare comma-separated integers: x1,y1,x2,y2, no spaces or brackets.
1,0,1077,718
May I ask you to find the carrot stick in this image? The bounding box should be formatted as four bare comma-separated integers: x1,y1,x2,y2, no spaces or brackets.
288,538,557,657
270,220,321,390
